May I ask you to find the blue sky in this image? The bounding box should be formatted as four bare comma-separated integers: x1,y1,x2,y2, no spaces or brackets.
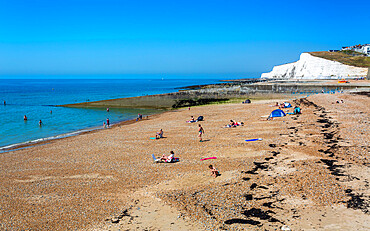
0,0,369,78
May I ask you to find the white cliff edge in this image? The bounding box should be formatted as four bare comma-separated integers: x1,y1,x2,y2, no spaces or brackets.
261,53,368,79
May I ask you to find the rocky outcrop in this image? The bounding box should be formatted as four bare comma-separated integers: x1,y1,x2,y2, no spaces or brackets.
261,53,368,79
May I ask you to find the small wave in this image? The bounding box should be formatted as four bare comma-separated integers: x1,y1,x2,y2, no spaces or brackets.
0,126,104,153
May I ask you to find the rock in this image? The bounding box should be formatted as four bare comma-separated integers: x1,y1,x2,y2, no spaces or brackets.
111,218,120,223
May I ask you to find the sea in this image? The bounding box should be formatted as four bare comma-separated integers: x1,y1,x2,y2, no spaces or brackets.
0,78,224,150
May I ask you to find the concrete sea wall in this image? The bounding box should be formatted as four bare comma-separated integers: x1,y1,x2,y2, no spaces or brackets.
62,81,369,109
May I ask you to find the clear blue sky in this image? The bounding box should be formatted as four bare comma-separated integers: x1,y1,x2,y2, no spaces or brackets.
0,0,369,78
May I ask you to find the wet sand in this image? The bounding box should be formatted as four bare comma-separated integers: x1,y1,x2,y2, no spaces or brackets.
0,93,369,230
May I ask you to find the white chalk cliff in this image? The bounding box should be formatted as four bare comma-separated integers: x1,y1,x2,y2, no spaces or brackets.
261,53,368,79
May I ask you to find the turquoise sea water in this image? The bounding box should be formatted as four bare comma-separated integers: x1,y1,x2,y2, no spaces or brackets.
0,78,222,149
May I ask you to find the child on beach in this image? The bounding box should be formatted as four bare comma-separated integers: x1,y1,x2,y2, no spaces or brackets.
198,124,204,142
209,165,219,178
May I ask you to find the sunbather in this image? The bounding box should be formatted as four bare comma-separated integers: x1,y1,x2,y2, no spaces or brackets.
156,129,164,139
160,151,175,162
224,120,244,127
293,106,301,115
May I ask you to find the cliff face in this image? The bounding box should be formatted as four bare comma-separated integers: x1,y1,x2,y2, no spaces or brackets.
261,53,368,79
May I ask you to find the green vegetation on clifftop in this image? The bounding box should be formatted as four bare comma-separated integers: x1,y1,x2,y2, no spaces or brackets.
309,51,370,68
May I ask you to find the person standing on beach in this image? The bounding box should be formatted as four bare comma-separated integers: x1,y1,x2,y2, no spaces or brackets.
198,124,204,142
106,118,110,128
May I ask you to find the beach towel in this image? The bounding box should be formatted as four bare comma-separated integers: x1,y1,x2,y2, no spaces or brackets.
201,157,217,161
245,138,263,142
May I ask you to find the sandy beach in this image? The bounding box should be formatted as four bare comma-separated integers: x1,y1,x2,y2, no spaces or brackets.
0,92,369,230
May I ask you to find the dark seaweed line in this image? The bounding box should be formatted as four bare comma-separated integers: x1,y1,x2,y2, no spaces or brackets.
299,98,369,214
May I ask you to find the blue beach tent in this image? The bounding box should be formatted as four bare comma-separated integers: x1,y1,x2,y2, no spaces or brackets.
269,109,286,118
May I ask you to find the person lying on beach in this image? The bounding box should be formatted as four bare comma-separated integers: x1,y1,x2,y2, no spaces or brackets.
224,120,236,128
156,129,164,139
209,165,219,178
224,121,244,128
160,151,175,162
189,116,196,122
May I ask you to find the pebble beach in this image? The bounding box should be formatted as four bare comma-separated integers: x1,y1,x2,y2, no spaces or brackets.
0,91,369,230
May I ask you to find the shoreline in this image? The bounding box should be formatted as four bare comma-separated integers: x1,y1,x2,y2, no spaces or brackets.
3,78,368,154
5,79,366,153
0,113,163,153
1,93,296,153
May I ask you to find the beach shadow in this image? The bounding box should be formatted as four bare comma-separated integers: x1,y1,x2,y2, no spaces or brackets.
201,139,211,142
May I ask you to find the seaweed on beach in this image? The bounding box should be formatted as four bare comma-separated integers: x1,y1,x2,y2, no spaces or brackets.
172,98,229,108
351,91,370,97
